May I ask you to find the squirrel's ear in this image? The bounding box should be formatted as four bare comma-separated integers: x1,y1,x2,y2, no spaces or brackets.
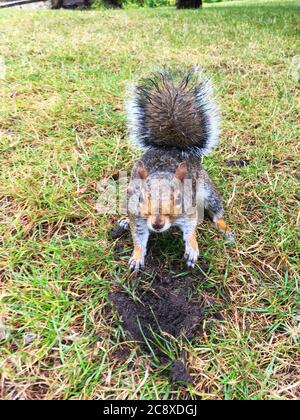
175,161,187,181
137,161,148,180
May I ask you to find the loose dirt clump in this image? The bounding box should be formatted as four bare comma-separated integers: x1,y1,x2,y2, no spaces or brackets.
226,159,250,167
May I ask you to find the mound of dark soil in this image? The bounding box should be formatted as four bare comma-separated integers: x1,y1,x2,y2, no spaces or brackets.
110,264,205,350
110,225,212,385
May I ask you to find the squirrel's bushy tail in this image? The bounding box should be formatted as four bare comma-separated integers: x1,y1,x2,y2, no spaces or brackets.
125,67,220,158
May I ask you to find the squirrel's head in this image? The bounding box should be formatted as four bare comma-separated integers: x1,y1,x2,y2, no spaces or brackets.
136,161,187,233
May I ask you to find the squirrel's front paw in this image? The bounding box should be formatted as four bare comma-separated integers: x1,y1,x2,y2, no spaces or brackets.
184,244,199,269
128,256,144,271
128,246,145,271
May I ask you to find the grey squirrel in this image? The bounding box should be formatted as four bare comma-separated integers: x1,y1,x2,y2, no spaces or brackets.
120,67,234,271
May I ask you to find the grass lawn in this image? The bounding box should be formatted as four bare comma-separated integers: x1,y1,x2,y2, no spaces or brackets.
0,0,299,400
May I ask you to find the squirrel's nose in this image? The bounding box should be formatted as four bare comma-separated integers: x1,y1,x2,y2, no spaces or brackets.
151,217,165,231
152,222,164,231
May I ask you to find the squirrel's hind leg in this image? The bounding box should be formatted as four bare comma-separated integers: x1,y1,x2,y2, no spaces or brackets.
207,205,235,243
214,217,235,243
200,173,235,243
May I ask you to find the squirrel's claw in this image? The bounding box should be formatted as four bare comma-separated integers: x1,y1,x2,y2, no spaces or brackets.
128,255,144,271
119,218,130,230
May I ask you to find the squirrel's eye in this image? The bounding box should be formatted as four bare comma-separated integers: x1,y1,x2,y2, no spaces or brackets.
139,195,144,203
